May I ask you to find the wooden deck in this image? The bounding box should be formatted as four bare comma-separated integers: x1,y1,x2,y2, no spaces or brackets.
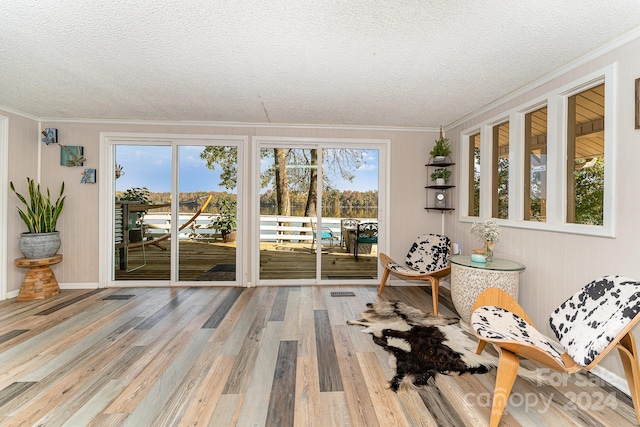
115,240,379,282
0,285,636,426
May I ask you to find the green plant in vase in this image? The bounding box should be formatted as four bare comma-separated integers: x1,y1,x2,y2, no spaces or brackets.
430,168,452,185
211,197,237,242
429,133,451,162
118,187,152,242
118,187,152,205
10,177,66,258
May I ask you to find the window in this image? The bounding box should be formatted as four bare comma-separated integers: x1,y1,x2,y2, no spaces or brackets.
105,135,245,286
493,122,509,219
468,132,481,217
567,83,604,225
255,137,386,283
524,106,547,222
459,64,614,237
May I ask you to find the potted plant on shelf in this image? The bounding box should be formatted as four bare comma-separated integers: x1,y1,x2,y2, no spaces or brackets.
430,168,452,186
10,177,65,259
211,197,237,243
429,135,451,163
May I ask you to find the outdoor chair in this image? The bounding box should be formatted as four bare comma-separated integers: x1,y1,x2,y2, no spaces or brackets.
377,233,451,315
354,222,378,260
310,218,336,251
340,218,359,248
471,276,640,427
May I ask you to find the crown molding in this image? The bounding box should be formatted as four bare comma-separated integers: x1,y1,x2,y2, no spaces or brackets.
0,106,437,134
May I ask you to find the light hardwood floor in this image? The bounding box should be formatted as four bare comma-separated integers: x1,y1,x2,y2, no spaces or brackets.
0,285,637,426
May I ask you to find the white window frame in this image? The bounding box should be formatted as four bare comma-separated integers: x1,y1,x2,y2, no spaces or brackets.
459,63,616,238
250,136,390,286
98,132,248,287
0,115,8,300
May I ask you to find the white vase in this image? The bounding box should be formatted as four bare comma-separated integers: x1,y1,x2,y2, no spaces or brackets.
435,178,445,186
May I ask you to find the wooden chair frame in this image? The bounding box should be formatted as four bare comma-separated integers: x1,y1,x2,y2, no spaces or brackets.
472,287,640,427
377,237,451,316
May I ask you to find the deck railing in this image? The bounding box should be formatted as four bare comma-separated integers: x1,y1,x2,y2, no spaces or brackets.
141,213,376,242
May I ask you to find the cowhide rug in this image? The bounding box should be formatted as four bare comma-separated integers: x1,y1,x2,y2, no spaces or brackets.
347,301,539,391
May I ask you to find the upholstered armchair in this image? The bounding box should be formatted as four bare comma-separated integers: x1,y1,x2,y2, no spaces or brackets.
471,276,640,427
378,233,451,315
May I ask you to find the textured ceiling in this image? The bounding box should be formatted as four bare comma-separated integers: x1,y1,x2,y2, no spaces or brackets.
1,1,640,128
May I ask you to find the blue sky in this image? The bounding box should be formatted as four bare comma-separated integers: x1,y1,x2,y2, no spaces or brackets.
116,145,378,193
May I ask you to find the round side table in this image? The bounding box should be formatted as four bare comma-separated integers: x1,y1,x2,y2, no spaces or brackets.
14,254,63,301
450,255,525,324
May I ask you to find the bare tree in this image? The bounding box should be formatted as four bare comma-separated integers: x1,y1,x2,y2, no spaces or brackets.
200,145,367,217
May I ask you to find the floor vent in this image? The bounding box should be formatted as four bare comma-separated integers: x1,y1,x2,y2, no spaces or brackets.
103,294,135,300
330,291,355,297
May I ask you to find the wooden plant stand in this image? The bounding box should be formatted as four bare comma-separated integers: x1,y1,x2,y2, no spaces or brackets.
14,254,63,301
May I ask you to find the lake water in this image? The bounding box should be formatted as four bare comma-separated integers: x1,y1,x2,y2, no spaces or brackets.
259,206,378,219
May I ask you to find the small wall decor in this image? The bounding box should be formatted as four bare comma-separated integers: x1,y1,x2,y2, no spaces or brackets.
115,163,124,179
636,78,640,129
81,169,96,184
60,145,86,167
41,128,58,145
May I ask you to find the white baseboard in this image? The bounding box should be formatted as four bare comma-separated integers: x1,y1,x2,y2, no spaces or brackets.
591,365,630,396
59,282,101,290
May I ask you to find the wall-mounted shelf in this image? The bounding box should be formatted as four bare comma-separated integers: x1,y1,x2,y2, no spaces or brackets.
425,207,455,212
426,160,455,212
427,161,454,167
426,184,456,190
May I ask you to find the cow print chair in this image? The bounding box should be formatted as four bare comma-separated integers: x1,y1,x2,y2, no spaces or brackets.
378,233,451,315
470,276,640,427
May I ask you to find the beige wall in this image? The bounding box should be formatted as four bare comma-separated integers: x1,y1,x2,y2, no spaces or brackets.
444,35,640,382
6,31,640,388
5,112,40,295
4,118,441,293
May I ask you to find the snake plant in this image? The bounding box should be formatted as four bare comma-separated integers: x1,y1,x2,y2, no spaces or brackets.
10,177,65,233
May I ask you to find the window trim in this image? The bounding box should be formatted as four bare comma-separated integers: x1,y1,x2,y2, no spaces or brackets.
250,136,390,285
467,131,481,217
492,120,510,219
98,132,249,287
523,105,549,223
458,63,617,238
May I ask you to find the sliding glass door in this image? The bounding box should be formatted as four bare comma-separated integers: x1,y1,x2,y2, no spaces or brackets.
113,145,172,280
257,141,381,282
107,134,383,286
258,147,316,280
111,138,241,284
178,144,238,282
321,148,379,280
